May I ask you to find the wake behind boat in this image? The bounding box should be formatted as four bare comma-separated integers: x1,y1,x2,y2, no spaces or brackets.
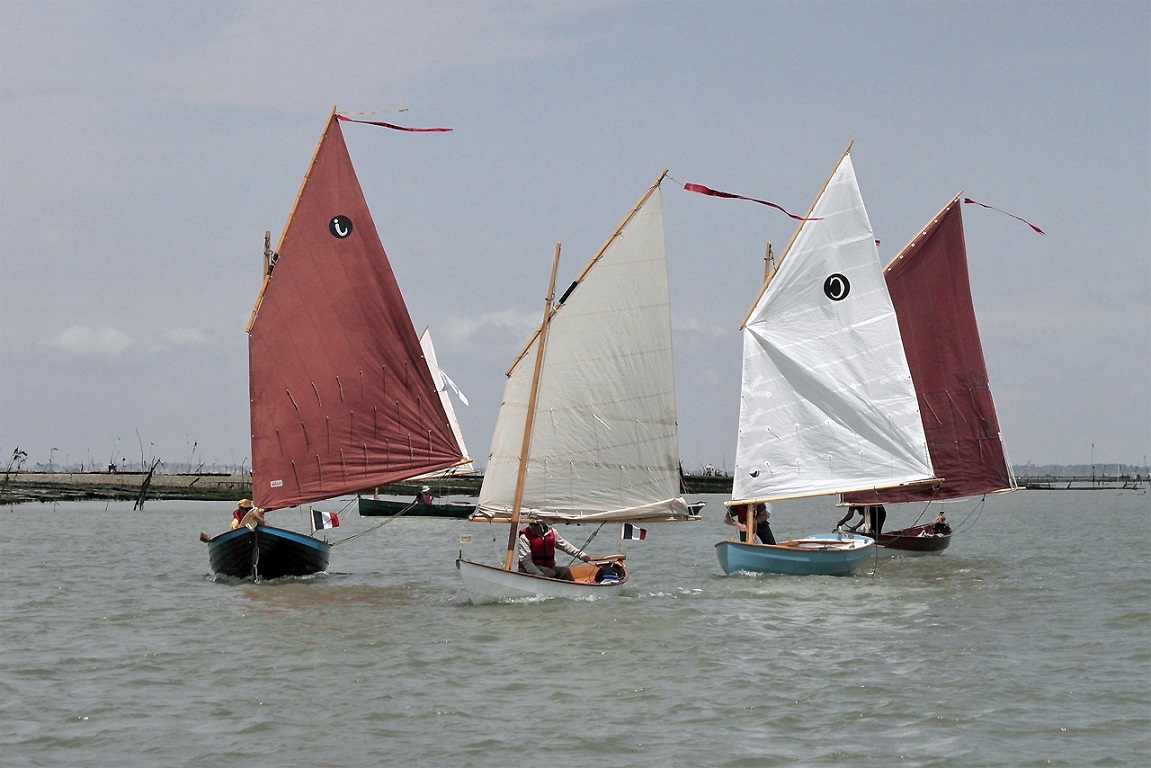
203,109,467,580
708,146,936,576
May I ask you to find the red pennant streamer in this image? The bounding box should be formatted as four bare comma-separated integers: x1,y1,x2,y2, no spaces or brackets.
963,197,1044,235
336,114,452,132
683,183,820,221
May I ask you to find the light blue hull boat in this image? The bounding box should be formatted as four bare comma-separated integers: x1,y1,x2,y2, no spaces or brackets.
715,532,875,576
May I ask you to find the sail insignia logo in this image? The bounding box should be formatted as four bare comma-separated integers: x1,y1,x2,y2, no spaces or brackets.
823,273,850,301
329,215,353,239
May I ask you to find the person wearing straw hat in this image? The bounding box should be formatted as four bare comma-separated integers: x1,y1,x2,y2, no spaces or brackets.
230,498,254,529
232,498,265,529
199,498,264,543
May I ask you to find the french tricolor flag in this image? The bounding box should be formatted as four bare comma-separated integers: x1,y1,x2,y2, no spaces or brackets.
311,509,340,532
621,523,647,541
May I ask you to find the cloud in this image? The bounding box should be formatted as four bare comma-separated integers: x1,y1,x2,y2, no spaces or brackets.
441,309,540,347
46,326,134,357
42,326,211,357
675,315,729,340
153,328,209,352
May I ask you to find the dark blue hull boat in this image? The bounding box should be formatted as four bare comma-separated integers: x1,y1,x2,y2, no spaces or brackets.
357,496,476,518
207,524,330,580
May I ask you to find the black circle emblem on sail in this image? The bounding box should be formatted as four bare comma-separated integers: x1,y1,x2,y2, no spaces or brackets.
329,215,353,239
823,273,850,301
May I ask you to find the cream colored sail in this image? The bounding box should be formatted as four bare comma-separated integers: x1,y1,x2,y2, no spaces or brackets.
414,328,476,477
732,153,934,503
477,181,690,522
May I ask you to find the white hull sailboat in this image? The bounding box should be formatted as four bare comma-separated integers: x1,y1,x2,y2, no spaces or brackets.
712,146,936,576
458,171,693,603
457,558,629,605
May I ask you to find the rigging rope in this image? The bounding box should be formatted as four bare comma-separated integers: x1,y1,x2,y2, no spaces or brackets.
954,496,986,535
471,518,611,567
329,498,418,546
565,523,608,566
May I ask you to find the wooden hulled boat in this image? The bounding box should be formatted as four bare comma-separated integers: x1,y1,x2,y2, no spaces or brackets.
458,172,694,602
204,110,467,580
703,146,937,576
842,195,1017,554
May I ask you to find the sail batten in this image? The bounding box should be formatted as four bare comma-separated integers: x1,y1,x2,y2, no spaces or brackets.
248,115,462,510
478,180,690,523
733,153,934,502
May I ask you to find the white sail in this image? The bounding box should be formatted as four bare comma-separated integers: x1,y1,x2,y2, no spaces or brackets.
732,153,934,502
477,184,690,522
416,328,476,477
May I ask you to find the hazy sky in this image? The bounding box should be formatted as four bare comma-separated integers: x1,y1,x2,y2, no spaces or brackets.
2,1,1148,474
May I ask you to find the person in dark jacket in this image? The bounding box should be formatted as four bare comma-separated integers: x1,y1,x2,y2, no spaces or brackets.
836,504,885,537
725,501,775,544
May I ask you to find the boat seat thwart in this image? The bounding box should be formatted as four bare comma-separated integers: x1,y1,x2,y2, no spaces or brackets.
778,538,869,551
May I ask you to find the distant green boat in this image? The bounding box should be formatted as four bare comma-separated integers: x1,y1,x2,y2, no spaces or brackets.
357,495,476,519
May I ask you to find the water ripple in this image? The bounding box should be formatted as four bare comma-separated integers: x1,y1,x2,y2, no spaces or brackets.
1,494,1148,767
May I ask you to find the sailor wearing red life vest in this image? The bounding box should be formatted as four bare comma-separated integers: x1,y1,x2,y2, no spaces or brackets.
517,518,591,581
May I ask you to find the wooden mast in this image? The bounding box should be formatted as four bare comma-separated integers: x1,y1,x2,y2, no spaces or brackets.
502,243,562,571
882,192,963,273
740,243,777,542
739,141,853,330
247,106,339,333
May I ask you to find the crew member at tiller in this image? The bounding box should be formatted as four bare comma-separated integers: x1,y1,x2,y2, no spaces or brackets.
517,518,591,581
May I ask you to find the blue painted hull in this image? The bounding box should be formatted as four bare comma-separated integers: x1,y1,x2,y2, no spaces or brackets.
207,524,330,580
716,532,875,576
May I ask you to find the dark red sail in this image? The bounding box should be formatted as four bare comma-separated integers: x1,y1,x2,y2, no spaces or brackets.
247,115,463,510
844,198,1013,505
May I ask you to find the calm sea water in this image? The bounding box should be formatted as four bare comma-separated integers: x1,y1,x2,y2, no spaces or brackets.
1,490,1148,767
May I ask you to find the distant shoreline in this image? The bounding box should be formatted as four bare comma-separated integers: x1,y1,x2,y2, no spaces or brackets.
1,469,1146,505
0,471,251,505
0,470,734,504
